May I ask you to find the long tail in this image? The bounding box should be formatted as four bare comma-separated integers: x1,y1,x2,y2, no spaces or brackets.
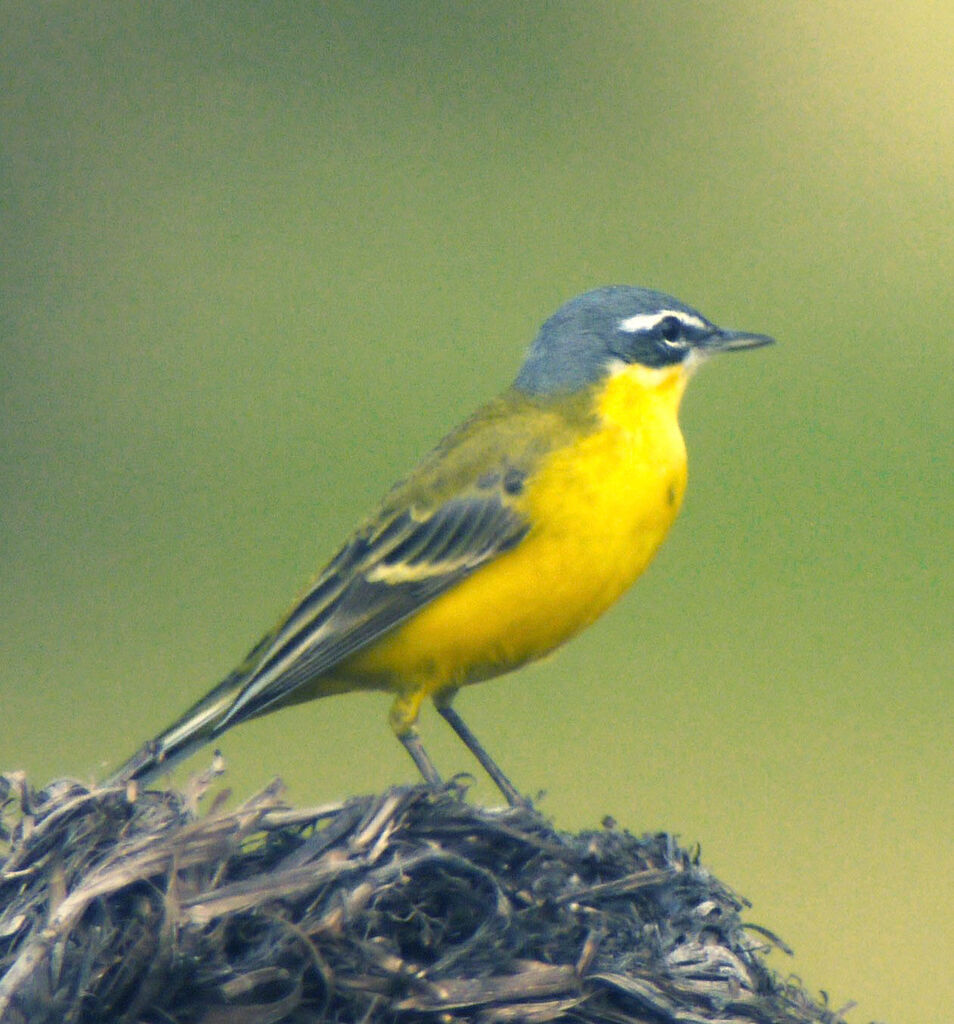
106,624,281,786
105,667,252,786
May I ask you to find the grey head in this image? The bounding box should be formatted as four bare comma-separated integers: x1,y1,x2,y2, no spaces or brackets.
513,286,773,396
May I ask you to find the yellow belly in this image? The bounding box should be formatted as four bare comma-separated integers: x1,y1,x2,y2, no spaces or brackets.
340,364,689,707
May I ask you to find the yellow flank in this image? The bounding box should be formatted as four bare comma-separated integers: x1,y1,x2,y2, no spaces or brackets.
339,362,690,731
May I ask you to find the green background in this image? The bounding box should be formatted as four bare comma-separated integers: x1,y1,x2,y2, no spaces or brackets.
2,4,951,1021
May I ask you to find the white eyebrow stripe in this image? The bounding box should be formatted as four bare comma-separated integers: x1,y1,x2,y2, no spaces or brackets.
618,310,708,333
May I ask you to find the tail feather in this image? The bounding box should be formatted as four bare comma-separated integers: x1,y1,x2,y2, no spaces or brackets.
105,671,247,786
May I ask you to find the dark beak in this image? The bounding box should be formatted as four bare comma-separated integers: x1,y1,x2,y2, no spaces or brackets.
702,327,775,353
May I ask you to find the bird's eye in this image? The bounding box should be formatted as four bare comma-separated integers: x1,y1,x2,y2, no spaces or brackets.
658,316,683,343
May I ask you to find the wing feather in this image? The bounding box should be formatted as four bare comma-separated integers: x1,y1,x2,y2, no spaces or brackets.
214,488,528,730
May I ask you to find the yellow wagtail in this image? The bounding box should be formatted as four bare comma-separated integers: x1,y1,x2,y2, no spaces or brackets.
110,286,773,804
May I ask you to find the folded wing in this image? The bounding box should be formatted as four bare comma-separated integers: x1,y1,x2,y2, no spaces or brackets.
214,482,529,730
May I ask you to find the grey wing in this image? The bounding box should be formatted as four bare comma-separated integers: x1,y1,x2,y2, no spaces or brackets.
213,487,529,732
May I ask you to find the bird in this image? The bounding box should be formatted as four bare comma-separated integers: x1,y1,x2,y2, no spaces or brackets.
108,285,773,805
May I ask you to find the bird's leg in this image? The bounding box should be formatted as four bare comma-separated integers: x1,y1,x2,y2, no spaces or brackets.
434,695,529,808
398,729,443,786
390,690,442,786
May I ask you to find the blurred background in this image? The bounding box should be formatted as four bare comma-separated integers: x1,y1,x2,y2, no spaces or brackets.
2,4,951,1020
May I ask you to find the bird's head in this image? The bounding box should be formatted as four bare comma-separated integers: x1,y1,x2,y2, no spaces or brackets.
513,286,773,395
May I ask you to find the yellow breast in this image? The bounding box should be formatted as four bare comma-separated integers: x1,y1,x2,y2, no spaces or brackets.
345,363,689,695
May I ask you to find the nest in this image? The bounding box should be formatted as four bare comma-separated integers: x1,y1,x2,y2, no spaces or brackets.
0,769,852,1024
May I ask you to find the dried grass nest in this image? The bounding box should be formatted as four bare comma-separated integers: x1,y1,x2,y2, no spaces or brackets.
0,769,854,1024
